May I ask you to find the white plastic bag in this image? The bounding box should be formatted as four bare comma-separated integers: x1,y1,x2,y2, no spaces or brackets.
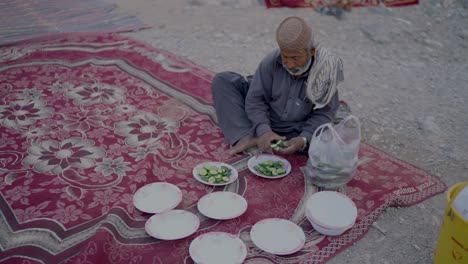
453,185,468,220
303,115,361,189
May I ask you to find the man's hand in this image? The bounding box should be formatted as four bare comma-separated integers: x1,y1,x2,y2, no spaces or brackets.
276,137,306,155
258,131,285,152
228,136,258,155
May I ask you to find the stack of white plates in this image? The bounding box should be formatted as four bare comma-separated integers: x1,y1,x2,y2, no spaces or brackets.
305,191,357,236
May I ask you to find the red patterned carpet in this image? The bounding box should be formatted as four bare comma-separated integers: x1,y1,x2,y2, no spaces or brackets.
0,34,444,264
265,0,419,8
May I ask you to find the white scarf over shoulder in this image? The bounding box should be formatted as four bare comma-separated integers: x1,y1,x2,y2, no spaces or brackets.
305,44,344,109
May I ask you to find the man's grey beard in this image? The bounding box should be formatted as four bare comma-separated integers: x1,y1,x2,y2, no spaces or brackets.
283,56,312,76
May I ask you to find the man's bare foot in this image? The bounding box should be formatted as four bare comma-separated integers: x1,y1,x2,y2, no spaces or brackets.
228,136,258,155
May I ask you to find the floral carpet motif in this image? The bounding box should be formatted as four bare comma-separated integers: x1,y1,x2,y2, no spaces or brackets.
0,34,445,264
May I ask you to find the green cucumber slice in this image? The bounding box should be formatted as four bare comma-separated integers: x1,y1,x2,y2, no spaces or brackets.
198,164,232,183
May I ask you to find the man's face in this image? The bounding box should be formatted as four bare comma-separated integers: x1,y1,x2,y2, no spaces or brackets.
280,48,313,76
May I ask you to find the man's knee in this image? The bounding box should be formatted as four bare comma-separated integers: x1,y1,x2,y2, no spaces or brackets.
212,71,243,96
212,71,233,86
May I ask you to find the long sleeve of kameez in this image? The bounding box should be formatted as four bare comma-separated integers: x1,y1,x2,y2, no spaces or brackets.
245,54,274,137
299,92,339,142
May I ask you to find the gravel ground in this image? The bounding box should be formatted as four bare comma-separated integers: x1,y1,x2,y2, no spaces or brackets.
109,0,468,263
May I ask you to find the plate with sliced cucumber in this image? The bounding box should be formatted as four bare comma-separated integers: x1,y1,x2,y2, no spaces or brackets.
193,162,238,186
247,154,291,179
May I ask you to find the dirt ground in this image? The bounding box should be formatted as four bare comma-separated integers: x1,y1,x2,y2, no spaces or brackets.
107,0,468,263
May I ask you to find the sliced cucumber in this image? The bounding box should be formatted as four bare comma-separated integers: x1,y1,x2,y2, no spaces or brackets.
198,164,232,184
198,168,207,176
271,140,285,150
254,160,286,177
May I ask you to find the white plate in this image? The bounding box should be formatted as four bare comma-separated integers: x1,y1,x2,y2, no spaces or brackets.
133,182,183,214
189,232,247,264
193,162,238,186
250,218,305,255
306,191,357,230
197,192,248,220
247,154,291,179
145,210,200,240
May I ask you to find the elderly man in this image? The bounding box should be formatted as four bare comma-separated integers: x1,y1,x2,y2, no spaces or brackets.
212,16,344,155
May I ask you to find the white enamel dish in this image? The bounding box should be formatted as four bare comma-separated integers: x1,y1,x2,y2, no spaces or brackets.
197,192,248,220
306,191,357,234
250,218,305,255
247,154,291,179
145,210,200,240
306,215,350,236
133,182,183,214
189,232,247,264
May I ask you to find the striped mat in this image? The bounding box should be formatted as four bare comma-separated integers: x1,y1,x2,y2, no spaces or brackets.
0,0,147,46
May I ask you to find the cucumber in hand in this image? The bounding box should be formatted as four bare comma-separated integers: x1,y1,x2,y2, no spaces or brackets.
271,140,285,151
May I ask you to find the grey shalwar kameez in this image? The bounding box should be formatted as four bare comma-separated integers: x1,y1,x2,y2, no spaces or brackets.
212,49,341,146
